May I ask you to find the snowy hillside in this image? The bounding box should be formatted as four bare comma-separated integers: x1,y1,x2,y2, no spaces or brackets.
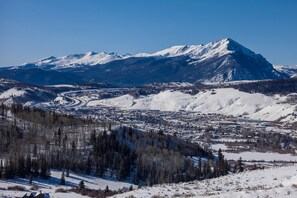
274,65,297,78
113,165,297,198
0,170,135,198
0,78,56,104
0,88,26,99
20,52,130,69
87,88,297,122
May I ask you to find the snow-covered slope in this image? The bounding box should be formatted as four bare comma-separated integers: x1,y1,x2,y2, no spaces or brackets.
0,88,26,99
21,52,130,69
0,78,56,105
136,38,257,63
0,170,135,198
87,88,297,122
113,165,297,198
274,65,297,78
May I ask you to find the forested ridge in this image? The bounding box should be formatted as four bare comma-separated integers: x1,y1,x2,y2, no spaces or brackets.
0,103,232,186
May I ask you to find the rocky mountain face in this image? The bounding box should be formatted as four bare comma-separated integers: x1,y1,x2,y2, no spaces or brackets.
0,38,288,85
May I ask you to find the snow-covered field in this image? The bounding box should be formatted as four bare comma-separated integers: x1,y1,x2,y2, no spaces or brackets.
211,143,297,162
113,165,297,198
0,170,135,198
87,88,297,122
224,151,297,162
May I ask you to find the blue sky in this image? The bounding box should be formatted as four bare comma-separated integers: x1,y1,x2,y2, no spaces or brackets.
0,0,296,66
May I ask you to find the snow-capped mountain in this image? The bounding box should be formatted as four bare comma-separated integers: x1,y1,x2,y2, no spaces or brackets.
273,65,297,78
136,38,257,62
19,51,130,70
19,38,260,70
1,38,288,85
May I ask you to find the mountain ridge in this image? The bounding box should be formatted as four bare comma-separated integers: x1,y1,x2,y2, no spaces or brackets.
16,38,258,69
0,38,291,85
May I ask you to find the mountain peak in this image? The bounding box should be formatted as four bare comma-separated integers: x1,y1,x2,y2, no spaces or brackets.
211,38,259,59
223,37,234,42
211,38,237,48
217,37,237,44
135,38,247,61
44,55,56,59
85,51,98,56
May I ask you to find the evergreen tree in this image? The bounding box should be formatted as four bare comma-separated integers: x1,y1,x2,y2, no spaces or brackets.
29,174,33,185
105,185,109,193
118,145,131,180
197,157,202,180
97,157,104,177
218,149,225,176
90,130,96,145
238,157,244,172
4,158,15,179
17,155,25,178
0,160,3,179
40,156,50,179
32,159,39,177
66,166,70,177
86,155,92,175
60,171,65,185
118,158,129,179
33,144,37,157
224,160,229,175
79,180,85,189
25,155,32,176
1,102,5,120
57,128,62,146
71,141,76,153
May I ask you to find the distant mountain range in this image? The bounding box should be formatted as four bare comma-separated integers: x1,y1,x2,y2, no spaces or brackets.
0,38,295,86
273,65,297,78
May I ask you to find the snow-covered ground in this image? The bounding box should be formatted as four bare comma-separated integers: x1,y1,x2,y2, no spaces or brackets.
113,165,297,198
20,52,130,69
0,170,135,198
211,143,297,162
274,65,297,78
224,151,297,162
0,88,26,99
87,88,297,122
135,38,235,63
